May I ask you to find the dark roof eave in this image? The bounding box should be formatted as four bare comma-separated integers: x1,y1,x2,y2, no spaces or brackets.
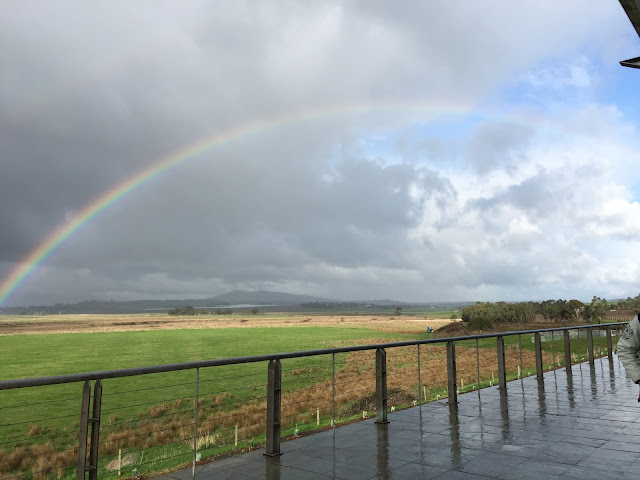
620,0,640,37
621,56,640,68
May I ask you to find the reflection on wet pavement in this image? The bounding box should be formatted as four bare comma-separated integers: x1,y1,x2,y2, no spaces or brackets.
157,357,640,479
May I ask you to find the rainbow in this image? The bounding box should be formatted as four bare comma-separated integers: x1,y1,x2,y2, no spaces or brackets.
0,100,501,307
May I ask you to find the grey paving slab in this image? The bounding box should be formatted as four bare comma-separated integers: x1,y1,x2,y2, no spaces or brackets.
154,357,640,480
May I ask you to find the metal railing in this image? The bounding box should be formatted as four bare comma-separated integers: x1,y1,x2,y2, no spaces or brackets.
0,322,627,480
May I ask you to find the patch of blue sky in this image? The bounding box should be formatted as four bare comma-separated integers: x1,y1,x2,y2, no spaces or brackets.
341,112,487,170
493,51,637,122
597,65,640,122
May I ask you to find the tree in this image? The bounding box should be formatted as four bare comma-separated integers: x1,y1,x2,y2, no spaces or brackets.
495,301,517,322
584,296,608,324
514,302,536,323
467,303,495,331
395,306,402,316
566,299,584,322
168,306,196,316
250,308,259,315
461,305,475,323
616,293,640,312
540,300,559,321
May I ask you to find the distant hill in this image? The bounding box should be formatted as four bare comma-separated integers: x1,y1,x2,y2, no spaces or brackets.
0,290,397,314
0,290,470,315
202,290,331,306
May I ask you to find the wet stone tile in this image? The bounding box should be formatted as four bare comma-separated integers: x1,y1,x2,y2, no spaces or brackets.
562,464,626,480
324,462,378,480
389,461,449,479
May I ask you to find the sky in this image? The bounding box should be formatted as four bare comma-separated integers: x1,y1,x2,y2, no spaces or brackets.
1,1,640,307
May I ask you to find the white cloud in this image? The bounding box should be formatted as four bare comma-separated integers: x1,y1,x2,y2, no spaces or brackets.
525,56,595,90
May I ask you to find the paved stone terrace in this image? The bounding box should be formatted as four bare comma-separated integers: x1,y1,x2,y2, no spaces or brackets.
157,357,640,480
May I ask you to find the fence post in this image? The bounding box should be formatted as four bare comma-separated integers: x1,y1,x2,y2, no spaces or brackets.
475,338,480,389
417,344,422,405
192,368,199,480
606,326,613,364
332,353,336,428
447,341,457,405
375,348,389,424
88,380,102,480
564,330,572,377
77,381,91,480
534,333,543,380
265,359,282,456
586,328,595,369
497,336,507,390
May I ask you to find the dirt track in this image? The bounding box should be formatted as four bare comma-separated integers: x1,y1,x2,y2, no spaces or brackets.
0,314,457,336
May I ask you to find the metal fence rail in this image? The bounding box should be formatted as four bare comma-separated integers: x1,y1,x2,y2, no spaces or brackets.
0,322,627,480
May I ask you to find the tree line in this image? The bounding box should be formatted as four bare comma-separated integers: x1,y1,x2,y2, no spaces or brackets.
168,306,235,316
167,306,260,316
615,293,640,312
461,296,612,330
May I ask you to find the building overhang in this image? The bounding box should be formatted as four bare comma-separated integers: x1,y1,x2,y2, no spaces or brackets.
620,0,640,67
621,56,640,68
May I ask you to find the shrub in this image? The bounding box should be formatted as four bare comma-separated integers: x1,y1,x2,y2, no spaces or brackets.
168,306,196,316
27,425,43,437
468,316,492,331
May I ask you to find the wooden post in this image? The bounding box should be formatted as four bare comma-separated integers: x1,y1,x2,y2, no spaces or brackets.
447,341,457,404
331,353,336,428
587,328,595,370
77,381,91,480
88,380,102,480
265,359,282,456
564,330,572,377
417,344,421,404
192,369,199,479
375,348,389,424
475,338,480,389
497,336,507,390
534,332,544,380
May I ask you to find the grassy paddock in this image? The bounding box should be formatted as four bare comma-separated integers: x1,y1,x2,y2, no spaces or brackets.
0,326,424,416
0,325,428,479
0,313,456,336
0,316,618,480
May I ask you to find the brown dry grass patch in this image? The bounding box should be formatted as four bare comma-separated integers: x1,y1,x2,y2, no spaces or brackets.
0,444,75,480
0,313,458,336
27,425,43,438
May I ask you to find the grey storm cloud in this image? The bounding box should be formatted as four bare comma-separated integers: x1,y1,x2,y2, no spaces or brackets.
0,0,637,305
465,170,566,221
466,122,535,175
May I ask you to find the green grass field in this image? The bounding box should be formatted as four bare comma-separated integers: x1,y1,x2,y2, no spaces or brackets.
1,326,423,378
0,325,432,480
0,326,424,448
0,321,618,480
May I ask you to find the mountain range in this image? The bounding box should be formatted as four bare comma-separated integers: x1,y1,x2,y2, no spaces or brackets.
0,290,444,314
